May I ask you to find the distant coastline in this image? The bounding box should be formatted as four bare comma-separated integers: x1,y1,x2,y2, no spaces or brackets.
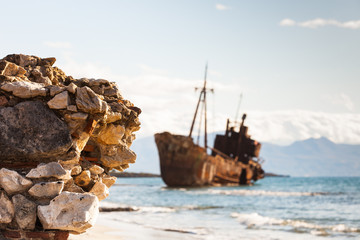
264,172,290,177
110,171,288,178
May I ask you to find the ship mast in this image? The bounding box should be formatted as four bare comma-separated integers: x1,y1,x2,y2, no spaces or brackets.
189,63,213,148
234,93,243,126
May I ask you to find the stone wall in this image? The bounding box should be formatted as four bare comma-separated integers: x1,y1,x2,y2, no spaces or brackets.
0,54,141,238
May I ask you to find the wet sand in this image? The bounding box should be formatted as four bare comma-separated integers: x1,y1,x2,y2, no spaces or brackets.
69,213,189,240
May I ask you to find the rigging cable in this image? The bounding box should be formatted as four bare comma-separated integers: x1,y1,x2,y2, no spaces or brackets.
212,83,215,138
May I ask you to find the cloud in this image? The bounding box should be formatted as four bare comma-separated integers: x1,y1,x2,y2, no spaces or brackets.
215,4,229,11
43,41,72,49
339,93,355,111
279,18,360,29
138,64,168,75
326,93,355,111
279,18,296,27
208,69,222,77
245,110,360,145
58,51,112,79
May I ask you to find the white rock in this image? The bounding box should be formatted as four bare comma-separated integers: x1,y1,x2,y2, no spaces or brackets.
12,194,37,230
0,168,33,195
37,192,99,233
0,191,14,223
89,182,109,201
1,81,46,98
28,181,64,199
26,162,70,179
47,91,69,109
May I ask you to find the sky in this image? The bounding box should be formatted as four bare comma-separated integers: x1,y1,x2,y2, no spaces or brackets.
1,0,360,145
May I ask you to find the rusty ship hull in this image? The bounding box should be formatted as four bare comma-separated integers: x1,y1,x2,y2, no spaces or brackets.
155,132,263,187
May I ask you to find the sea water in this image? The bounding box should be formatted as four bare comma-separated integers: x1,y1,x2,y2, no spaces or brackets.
102,177,360,240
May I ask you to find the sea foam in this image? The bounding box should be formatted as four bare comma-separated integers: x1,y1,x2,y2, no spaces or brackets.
231,212,360,235
203,189,327,196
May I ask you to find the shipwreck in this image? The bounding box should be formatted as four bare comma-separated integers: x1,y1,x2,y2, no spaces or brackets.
155,65,264,187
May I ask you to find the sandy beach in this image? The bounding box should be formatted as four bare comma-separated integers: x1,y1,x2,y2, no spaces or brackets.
69,213,189,240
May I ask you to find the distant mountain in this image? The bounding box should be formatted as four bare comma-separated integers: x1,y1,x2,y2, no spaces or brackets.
261,137,360,177
130,134,360,177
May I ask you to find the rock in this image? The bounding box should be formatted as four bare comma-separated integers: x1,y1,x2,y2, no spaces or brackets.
88,78,109,86
87,79,122,98
12,194,37,230
1,81,47,98
64,113,88,135
30,68,52,86
114,164,129,172
0,168,33,195
28,181,64,199
42,57,56,66
37,192,99,233
72,131,92,153
26,162,69,179
49,85,65,97
74,170,92,188
101,175,117,188
69,112,88,120
66,83,77,94
63,179,85,193
97,124,125,145
105,111,122,123
88,165,104,175
108,101,124,112
3,54,39,67
71,165,82,176
0,96,8,106
103,83,121,98
0,53,141,234
0,60,26,77
89,182,109,201
0,191,14,223
47,91,69,109
67,105,77,112
76,86,108,114
58,150,80,166
0,101,73,162
99,143,136,169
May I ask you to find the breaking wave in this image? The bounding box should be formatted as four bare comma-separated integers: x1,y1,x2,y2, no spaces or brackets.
203,189,328,196
231,212,360,235
100,201,175,213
